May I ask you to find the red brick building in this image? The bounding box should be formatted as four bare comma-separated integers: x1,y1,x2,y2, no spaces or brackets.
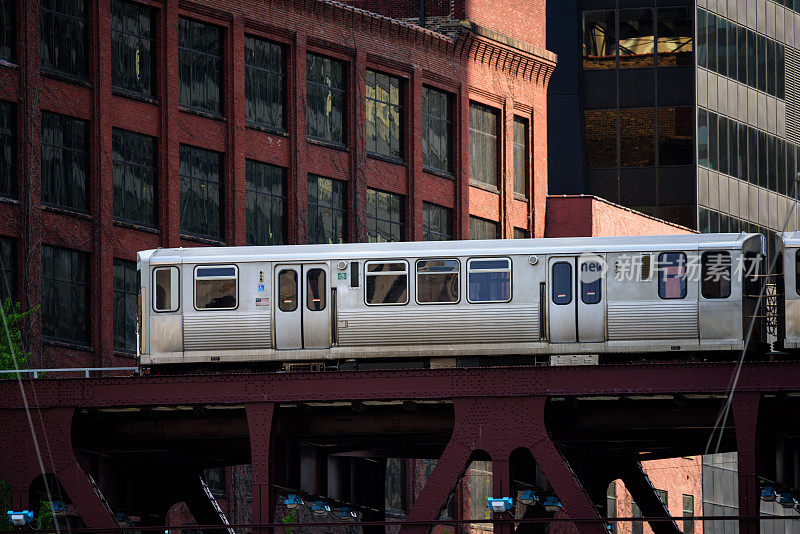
0,0,556,368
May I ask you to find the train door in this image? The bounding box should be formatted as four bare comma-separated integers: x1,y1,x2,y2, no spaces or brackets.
274,263,331,349
547,255,605,343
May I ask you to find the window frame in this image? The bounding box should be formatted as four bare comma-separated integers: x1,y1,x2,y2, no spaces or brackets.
701,251,732,299
40,0,88,79
179,144,223,241
365,69,403,161
366,188,405,243
193,264,239,311
466,257,512,304
111,0,155,98
152,266,180,313
278,269,298,312
113,127,157,228
41,245,90,345
552,261,573,306
415,258,460,305
245,159,286,246
306,52,346,146
41,110,88,213
178,17,224,116
512,116,529,198
364,260,409,306
468,101,500,188
307,174,346,245
244,35,286,132
113,258,138,354
657,252,687,300
421,86,452,175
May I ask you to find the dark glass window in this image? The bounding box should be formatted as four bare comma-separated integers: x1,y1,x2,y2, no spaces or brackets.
747,125,757,184
777,139,786,196
0,0,13,62
385,459,406,516
632,502,643,534
365,262,408,305
756,34,767,93
0,236,14,302
417,259,459,304
716,18,727,77
696,9,706,68
195,265,237,310
422,202,452,241
682,495,694,534
758,130,767,188
245,37,285,131
307,174,345,244
513,117,528,197
656,7,692,67
179,144,222,240
552,262,572,305
768,135,776,191
469,216,498,240
766,39,776,96
366,70,402,160
708,112,718,171
707,13,717,72
514,228,529,239
41,111,87,212
306,268,326,311
620,108,655,167
582,10,616,70
698,108,708,168
469,102,499,187
111,0,154,97
468,258,511,303
738,121,747,181
726,19,737,79
41,245,89,344
366,188,404,243
658,252,687,299
246,159,285,246
736,26,746,85
306,53,345,145
113,259,137,353
0,101,14,199
580,261,602,304
777,43,785,100
40,0,86,78
729,119,738,178
179,18,222,115
658,107,693,166
619,9,654,69
113,128,156,227
746,29,756,88
422,87,451,173
278,269,297,312
718,116,728,175
701,251,731,299
584,109,617,168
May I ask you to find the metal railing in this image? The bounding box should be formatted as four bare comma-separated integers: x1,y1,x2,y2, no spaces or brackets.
0,367,137,378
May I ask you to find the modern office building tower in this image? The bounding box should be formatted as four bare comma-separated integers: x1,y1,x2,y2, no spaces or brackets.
547,0,800,251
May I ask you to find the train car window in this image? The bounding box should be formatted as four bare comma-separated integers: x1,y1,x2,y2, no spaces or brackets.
365,262,408,305
278,270,298,311
580,262,602,304
657,252,687,299
467,258,511,303
417,259,459,304
307,269,327,311
153,266,179,312
551,262,572,305
195,265,238,310
701,251,731,299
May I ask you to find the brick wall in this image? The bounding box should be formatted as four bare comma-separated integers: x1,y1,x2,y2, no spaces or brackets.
545,196,694,238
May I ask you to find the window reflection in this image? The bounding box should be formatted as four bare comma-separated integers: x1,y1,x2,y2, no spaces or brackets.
582,10,616,70
619,108,654,167
619,9,654,69
658,107,693,166
584,109,617,169
656,7,692,67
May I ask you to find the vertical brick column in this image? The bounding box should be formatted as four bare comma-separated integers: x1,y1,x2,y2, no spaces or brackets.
410,66,423,241
502,99,513,238
161,0,181,247
229,16,246,246
351,50,367,243
531,86,548,238
290,35,307,244
94,0,114,366
20,0,43,363
457,84,470,239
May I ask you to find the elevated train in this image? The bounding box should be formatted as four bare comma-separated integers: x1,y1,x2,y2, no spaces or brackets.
137,233,787,370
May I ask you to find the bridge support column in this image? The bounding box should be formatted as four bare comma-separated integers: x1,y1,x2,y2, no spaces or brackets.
401,397,605,534
734,393,761,534
247,403,276,534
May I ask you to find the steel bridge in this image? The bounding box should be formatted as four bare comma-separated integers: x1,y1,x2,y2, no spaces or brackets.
1,362,800,534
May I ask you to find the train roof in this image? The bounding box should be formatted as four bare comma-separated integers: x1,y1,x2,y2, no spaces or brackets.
140,233,763,265
780,232,800,247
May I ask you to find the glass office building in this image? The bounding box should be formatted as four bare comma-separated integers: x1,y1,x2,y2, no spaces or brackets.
547,0,800,249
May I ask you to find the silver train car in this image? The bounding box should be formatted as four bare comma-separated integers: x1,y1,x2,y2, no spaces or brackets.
777,232,800,351
137,233,766,369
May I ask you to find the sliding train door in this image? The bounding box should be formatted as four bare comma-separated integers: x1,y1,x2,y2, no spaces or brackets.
547,255,605,343
274,264,331,349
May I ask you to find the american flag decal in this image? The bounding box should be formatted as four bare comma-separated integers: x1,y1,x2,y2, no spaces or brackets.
256,298,269,306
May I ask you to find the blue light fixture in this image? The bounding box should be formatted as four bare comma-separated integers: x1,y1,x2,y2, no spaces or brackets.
310,501,331,515
761,486,778,502
6,511,34,527
779,493,797,509
542,496,562,513
335,507,357,521
518,490,538,506
284,494,303,510
487,497,514,513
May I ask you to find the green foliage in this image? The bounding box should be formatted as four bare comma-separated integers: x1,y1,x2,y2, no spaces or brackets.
0,298,37,379
281,509,297,534
36,501,55,532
